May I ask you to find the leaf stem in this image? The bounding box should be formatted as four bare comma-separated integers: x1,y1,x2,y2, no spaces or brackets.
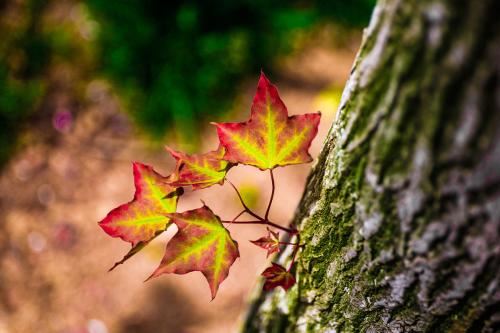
229,209,246,224
264,169,275,220
221,219,296,234
224,178,298,234
226,179,263,221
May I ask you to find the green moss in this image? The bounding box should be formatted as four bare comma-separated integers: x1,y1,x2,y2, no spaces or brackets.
354,156,368,191
371,193,400,257
243,1,500,331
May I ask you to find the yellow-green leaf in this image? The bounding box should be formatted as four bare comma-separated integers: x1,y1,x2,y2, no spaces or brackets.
147,205,239,299
98,162,181,246
166,146,232,190
213,72,321,170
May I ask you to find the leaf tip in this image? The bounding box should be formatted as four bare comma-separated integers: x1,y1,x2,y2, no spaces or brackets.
144,269,161,283
165,146,182,160
131,161,146,172
108,262,121,272
259,70,269,81
209,285,218,301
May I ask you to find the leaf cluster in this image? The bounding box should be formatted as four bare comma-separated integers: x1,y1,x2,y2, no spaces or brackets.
98,73,320,299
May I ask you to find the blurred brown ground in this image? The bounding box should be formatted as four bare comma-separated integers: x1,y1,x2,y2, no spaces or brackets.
0,7,360,331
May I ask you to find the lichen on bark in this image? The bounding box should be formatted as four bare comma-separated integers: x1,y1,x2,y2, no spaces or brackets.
242,0,500,332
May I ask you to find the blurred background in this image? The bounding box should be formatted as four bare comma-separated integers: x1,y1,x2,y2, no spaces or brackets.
0,0,374,332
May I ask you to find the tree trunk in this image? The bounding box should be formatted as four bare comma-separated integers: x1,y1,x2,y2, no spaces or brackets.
242,0,500,332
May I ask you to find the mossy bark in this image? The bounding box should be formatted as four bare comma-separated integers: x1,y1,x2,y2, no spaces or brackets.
242,0,500,332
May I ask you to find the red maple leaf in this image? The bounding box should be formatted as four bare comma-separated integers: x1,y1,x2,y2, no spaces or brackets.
146,205,239,300
261,263,296,291
213,72,321,170
250,228,280,257
98,162,180,245
166,146,232,190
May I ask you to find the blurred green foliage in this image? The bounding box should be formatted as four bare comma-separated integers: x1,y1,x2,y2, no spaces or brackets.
0,0,96,167
0,0,375,166
85,0,375,148
0,1,48,166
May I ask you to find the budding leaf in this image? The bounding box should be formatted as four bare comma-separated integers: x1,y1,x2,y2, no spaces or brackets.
261,263,296,291
213,72,321,170
147,205,239,300
166,146,232,190
250,228,280,258
98,162,180,246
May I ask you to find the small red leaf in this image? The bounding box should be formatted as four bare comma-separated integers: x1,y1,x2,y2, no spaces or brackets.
166,146,232,190
147,205,239,300
99,162,180,245
213,72,321,170
261,263,296,291
250,228,280,257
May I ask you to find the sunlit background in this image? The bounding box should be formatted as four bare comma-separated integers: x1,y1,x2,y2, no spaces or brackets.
0,0,374,332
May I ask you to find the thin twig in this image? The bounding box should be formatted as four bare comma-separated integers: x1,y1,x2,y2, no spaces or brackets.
226,179,263,221
225,178,298,234
229,209,246,224
267,221,297,234
221,219,296,234
264,169,275,220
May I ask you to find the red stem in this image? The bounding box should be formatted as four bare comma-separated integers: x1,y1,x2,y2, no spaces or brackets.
264,169,275,220
229,210,246,224
222,219,296,234
224,177,299,234
227,180,263,221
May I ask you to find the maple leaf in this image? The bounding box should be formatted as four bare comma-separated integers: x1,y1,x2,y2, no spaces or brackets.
261,263,296,291
213,72,321,170
98,162,181,246
166,146,232,190
250,228,280,258
147,205,239,299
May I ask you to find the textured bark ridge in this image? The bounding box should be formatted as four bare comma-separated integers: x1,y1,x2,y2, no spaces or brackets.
242,0,500,331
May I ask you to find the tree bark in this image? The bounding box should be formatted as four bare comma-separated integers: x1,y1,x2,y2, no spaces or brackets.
242,0,500,332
